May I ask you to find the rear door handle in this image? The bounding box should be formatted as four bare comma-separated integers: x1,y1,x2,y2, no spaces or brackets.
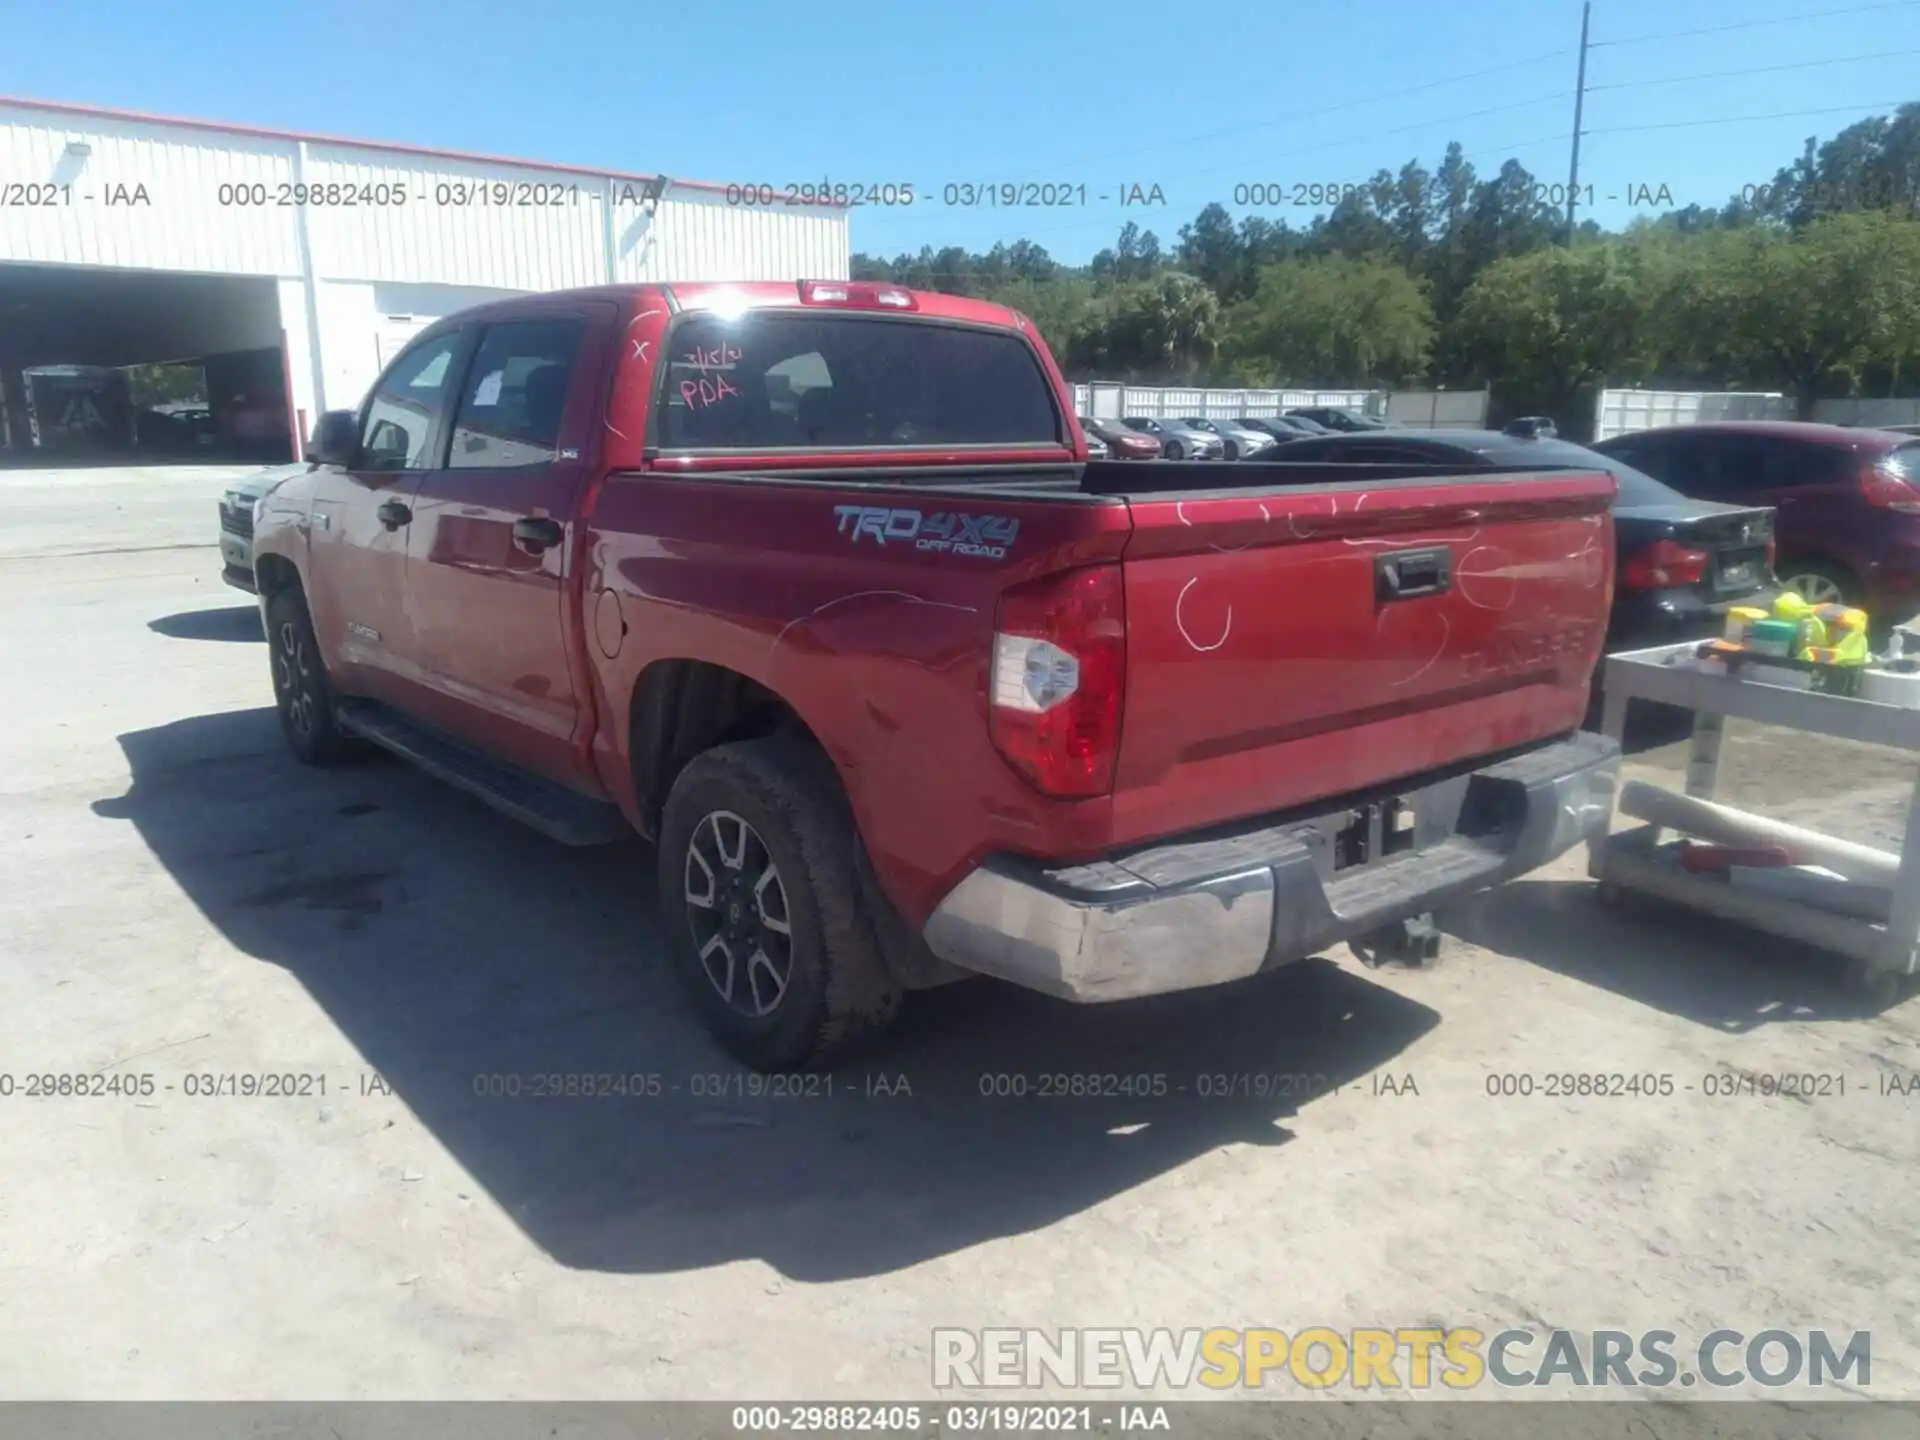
513,516,565,553
1375,546,1452,602
376,499,412,531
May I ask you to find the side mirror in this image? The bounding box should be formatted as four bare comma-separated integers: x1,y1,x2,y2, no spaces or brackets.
306,410,360,466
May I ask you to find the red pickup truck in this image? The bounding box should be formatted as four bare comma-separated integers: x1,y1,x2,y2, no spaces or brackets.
251,279,1621,1070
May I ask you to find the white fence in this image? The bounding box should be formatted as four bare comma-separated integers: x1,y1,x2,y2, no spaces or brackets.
1594,388,1920,438
1385,390,1489,428
1810,397,1920,428
1594,388,1795,440
1070,383,1380,422
1066,384,1489,428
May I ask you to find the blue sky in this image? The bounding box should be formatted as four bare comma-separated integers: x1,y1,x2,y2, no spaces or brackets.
4,0,1916,265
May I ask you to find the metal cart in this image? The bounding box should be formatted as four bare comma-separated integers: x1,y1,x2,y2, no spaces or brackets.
1588,640,1920,1005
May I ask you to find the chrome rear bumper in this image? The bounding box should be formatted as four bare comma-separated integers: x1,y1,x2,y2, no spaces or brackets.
921,731,1620,1002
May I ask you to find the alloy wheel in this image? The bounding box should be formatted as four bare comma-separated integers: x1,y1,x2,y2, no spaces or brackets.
683,810,793,1018
274,619,320,739
1783,572,1846,605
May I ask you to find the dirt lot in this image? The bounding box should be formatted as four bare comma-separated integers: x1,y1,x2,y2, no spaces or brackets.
2,470,1917,1412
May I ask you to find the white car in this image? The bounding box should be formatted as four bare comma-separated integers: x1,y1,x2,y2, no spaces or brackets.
1177,417,1279,460
219,462,311,592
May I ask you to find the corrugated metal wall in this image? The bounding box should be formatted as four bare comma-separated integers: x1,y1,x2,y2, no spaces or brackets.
303,147,605,291
629,194,848,283
0,108,298,275
0,103,847,289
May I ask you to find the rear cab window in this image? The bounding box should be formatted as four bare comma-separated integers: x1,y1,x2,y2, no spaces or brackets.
652,312,1064,451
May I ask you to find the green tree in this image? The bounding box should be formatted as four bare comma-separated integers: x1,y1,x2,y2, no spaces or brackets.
988,274,1097,368
1080,272,1222,380
1225,254,1434,386
1176,203,1245,302
1752,104,1920,228
1450,241,1672,421
124,362,205,406
1677,212,1920,414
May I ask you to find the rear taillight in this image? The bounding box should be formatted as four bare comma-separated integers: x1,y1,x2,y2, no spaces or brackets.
1620,538,1710,589
1861,462,1920,513
1765,535,1778,572
798,280,918,311
989,565,1126,798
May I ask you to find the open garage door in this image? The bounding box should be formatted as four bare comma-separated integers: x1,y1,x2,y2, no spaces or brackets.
0,263,295,465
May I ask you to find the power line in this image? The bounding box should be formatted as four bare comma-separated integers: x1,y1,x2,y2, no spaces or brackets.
971,48,1576,189
1587,46,1920,91
1584,100,1913,135
849,93,1910,265
852,92,1573,245
1590,0,1920,48
849,133,1579,261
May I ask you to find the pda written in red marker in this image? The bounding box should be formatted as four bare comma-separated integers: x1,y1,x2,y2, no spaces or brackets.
681,375,741,409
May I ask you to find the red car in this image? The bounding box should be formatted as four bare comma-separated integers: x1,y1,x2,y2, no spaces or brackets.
253,279,1619,1069
1079,414,1161,458
1595,422,1920,616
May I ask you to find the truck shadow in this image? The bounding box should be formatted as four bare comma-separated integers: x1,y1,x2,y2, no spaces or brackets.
92,707,1438,1282
148,605,264,643
1445,876,1893,1030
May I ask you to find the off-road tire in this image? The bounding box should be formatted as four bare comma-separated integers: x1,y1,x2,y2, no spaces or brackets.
266,586,357,766
1841,956,1904,1010
658,735,902,1071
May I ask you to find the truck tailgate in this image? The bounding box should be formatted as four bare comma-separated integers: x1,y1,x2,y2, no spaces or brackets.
1114,468,1615,838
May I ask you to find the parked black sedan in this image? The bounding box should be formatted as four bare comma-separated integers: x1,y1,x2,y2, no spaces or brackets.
1239,415,1330,443
1285,405,1387,432
1263,429,1777,654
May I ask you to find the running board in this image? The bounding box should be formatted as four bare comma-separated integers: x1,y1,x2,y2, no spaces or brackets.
336,699,632,846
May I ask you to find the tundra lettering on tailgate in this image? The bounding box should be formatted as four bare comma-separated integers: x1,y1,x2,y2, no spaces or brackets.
1460,622,1600,677
834,505,1020,560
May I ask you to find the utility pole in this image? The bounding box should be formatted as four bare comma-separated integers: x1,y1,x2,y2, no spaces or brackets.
1566,0,1591,246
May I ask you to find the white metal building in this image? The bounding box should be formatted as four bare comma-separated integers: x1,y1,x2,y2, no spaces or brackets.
0,96,849,457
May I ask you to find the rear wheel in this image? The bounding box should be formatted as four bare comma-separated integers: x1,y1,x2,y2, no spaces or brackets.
657,735,901,1071
1777,558,1857,607
1165,441,1184,461
266,586,357,766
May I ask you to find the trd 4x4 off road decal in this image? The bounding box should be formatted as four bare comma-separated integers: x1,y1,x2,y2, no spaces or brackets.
833,505,1020,560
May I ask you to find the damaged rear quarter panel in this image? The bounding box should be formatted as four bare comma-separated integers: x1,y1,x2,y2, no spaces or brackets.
581,470,1132,924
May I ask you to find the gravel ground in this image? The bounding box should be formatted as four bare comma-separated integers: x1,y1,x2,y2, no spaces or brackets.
1,471,1916,1422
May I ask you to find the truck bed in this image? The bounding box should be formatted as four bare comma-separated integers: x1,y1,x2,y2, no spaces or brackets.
697,457,1579,497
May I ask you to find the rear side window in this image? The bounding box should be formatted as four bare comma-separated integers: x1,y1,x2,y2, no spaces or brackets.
654,313,1061,450
449,319,585,469
1678,436,1852,494
1643,435,1737,497
1759,440,1854,488
1886,443,1920,480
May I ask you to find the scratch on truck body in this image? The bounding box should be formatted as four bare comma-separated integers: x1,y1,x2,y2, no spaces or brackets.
768,591,979,661
1174,577,1232,653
